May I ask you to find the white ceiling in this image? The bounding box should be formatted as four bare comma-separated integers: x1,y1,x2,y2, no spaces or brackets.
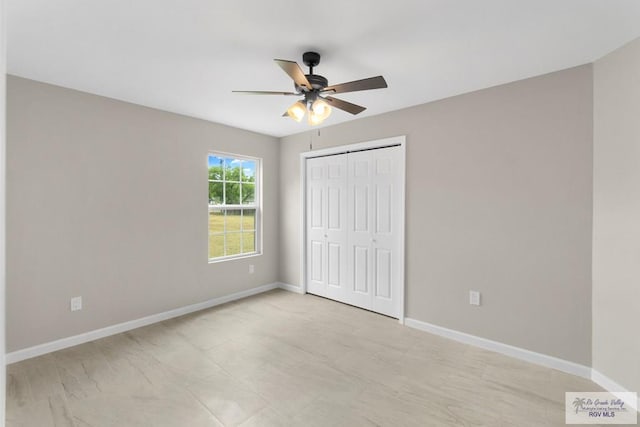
7,0,640,137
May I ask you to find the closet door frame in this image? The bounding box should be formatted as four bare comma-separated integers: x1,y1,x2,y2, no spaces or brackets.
300,135,406,324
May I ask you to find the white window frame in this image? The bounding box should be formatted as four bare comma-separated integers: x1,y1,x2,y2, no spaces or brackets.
208,151,261,263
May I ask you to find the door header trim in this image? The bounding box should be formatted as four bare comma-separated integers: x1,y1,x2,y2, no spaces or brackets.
300,136,406,159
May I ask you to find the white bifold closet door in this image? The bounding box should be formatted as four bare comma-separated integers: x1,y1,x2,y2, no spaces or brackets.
306,154,348,303
306,145,403,318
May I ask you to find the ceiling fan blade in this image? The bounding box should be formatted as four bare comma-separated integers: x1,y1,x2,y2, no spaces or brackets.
274,59,312,90
324,96,366,115
232,90,299,96
282,111,289,117
323,76,387,94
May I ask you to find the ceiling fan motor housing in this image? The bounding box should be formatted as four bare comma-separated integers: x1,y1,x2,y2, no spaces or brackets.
304,74,328,90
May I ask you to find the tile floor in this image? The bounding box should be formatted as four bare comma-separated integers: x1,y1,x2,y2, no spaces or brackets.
6,289,604,426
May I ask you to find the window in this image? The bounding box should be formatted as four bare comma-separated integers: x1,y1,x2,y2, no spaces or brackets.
208,153,260,261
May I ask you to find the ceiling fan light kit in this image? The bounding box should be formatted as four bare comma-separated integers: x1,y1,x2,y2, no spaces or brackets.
308,99,331,125
233,51,388,126
286,100,306,122
311,98,331,117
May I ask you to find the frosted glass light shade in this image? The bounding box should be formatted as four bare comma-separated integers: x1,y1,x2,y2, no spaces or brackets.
286,101,306,122
308,99,331,125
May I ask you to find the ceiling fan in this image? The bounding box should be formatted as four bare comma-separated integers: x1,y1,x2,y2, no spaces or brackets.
233,51,388,125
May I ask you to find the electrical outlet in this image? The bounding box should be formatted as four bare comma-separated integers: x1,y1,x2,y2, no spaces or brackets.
70,296,82,311
469,291,481,306
249,264,255,274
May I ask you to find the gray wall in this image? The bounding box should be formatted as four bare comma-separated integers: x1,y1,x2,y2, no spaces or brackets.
1,0,7,419
7,64,596,367
6,76,280,352
280,65,593,365
593,38,640,393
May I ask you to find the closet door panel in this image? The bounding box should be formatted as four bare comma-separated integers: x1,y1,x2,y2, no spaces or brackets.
347,150,374,309
370,146,403,317
353,246,369,293
374,248,392,299
324,155,348,302
310,241,323,282
306,157,327,296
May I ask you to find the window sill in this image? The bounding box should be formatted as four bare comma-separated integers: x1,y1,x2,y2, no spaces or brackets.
208,252,262,264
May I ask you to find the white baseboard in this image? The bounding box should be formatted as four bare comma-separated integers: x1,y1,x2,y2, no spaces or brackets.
6,282,281,364
404,317,592,379
277,282,305,294
591,369,639,412
8,282,635,414
405,318,639,412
